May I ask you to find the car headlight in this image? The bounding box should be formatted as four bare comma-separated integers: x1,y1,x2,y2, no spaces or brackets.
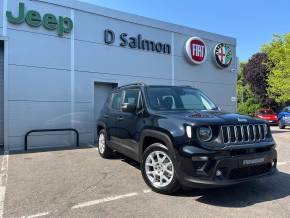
186,126,192,138
198,126,213,142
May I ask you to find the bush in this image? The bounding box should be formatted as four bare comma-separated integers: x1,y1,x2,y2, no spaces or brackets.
238,100,261,116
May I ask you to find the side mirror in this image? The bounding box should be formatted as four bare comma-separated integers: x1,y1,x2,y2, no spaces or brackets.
121,103,136,113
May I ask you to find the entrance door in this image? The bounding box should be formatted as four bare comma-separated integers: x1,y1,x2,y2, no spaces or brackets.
94,82,117,141
0,42,4,146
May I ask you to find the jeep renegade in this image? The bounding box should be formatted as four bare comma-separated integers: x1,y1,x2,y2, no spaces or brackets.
97,83,277,194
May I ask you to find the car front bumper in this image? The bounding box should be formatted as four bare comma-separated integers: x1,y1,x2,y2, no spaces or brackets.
174,144,277,188
266,119,278,125
280,119,290,126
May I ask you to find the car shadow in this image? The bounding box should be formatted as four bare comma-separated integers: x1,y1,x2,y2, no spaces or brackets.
118,154,141,170
271,129,290,134
172,171,290,208
112,154,290,208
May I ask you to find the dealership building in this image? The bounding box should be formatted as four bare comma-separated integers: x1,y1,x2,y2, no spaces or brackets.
0,0,237,150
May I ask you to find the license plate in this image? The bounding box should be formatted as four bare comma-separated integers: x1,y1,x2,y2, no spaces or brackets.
243,158,265,166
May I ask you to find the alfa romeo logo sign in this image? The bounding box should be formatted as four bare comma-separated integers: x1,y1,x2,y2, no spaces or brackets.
185,37,207,64
214,43,233,68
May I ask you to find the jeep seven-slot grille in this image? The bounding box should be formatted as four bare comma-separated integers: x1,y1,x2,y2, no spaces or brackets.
221,124,267,144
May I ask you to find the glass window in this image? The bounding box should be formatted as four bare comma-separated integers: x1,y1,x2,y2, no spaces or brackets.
257,109,274,114
146,86,217,111
123,89,140,106
111,92,121,110
283,107,290,112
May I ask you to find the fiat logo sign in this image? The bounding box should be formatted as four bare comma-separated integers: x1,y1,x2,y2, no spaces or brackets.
185,37,207,64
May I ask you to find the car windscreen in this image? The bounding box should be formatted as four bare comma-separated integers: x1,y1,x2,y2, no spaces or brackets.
283,106,290,112
257,109,274,114
146,87,217,111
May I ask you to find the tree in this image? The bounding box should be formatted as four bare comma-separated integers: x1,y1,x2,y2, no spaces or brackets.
243,53,276,108
262,34,290,106
237,62,261,115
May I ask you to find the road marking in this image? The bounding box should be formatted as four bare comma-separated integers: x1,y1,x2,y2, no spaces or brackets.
20,189,152,216
21,212,50,218
143,189,152,193
277,161,290,166
0,150,9,218
72,192,139,209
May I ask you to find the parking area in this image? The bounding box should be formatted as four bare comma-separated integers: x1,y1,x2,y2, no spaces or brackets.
0,127,290,218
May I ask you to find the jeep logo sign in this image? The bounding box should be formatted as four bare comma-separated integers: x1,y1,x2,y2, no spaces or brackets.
6,2,73,37
185,37,207,64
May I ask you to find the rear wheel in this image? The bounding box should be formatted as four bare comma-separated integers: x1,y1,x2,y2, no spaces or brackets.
98,129,113,158
279,121,285,129
141,143,180,194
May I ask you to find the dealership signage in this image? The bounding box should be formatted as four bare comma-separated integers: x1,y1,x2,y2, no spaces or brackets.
213,43,233,68
104,29,171,55
6,2,73,37
185,37,207,64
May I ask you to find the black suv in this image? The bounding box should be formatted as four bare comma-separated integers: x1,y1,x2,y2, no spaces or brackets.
97,83,277,194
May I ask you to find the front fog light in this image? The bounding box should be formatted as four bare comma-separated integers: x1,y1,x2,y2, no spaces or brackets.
186,126,192,138
198,126,213,142
216,169,223,177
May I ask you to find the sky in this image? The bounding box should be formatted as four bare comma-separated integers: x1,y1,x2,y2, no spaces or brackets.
78,0,290,62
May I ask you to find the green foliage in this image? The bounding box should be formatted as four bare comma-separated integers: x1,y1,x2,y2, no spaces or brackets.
237,83,261,115
238,100,261,116
237,62,261,115
262,34,290,105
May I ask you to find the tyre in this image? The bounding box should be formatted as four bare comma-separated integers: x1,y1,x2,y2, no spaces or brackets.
278,121,285,129
98,129,113,158
141,143,180,194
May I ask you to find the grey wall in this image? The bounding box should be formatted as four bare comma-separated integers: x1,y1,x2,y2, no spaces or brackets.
2,0,237,150
0,42,4,146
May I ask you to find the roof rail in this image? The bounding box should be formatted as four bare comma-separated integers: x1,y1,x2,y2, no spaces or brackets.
117,83,146,89
179,85,193,88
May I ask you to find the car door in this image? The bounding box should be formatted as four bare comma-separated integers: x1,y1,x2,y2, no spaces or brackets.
112,88,143,160
106,90,123,148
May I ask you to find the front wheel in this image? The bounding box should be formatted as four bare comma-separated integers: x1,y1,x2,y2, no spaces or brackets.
279,121,285,129
141,143,180,194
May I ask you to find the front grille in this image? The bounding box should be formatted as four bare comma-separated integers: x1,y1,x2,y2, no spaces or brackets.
221,124,267,145
229,163,272,179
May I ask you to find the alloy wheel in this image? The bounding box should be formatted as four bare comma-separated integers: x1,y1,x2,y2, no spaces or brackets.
145,150,174,188
98,133,106,154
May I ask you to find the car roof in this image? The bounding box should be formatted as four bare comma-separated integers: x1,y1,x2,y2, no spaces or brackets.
115,83,196,91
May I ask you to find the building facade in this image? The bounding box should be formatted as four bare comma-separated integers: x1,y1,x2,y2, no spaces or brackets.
0,0,237,150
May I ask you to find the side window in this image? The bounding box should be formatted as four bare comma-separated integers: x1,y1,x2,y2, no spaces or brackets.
111,92,121,110
123,89,140,107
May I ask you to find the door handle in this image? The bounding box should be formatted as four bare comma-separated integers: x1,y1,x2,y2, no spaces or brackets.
116,116,124,121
